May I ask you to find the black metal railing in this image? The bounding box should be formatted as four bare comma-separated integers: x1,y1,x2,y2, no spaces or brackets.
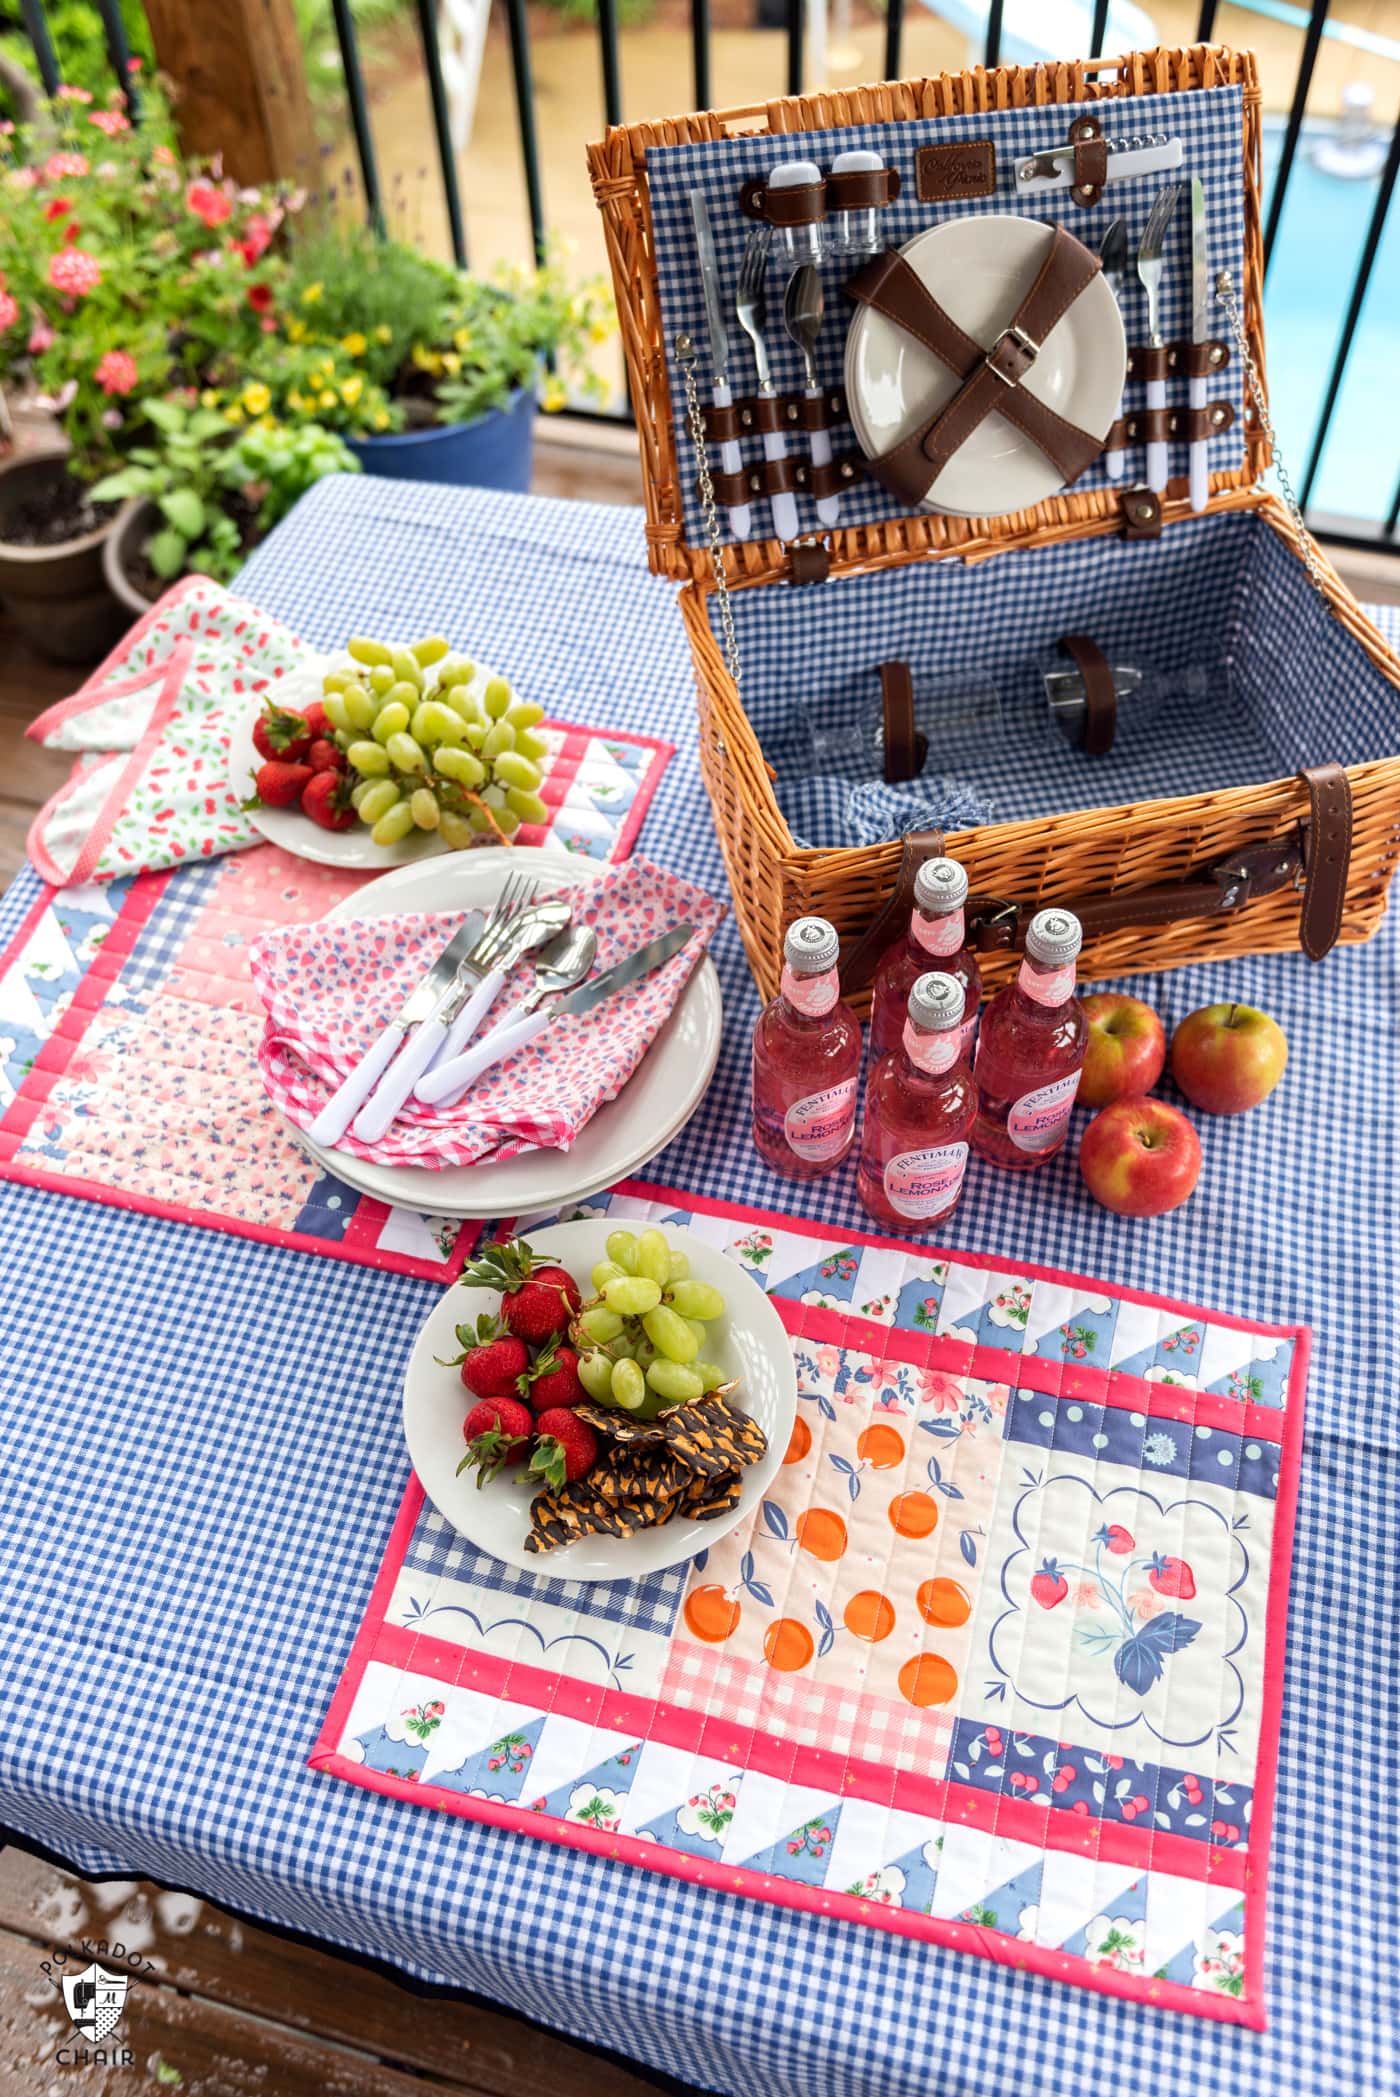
5,0,1398,547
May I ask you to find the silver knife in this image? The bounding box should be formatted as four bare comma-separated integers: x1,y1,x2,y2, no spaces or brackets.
690,191,752,542
307,909,486,1149
1189,176,1210,513
416,922,697,1105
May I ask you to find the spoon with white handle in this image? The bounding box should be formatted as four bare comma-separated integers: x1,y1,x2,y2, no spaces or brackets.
415,922,596,1110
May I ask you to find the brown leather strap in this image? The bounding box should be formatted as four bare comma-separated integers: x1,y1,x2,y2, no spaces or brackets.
787,541,831,586
1103,401,1235,450
739,176,826,226
1131,344,1171,384
879,660,926,783
807,454,863,500
839,828,945,992
1119,488,1162,538
748,395,788,436
1297,762,1352,960
845,231,1105,504
704,391,848,441
1125,341,1231,379
1069,116,1107,206
961,837,1307,954
702,400,744,445
827,166,900,209
1058,635,1116,756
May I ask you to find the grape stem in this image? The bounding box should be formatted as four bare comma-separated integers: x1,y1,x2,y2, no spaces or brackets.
464,791,515,846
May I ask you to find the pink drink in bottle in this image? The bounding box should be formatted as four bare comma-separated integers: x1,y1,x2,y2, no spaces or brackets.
858,971,977,1232
752,917,861,1179
869,857,982,1065
971,907,1088,1170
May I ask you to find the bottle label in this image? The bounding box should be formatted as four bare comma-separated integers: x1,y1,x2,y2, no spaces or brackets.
1007,1071,1082,1152
783,1078,858,1160
1018,958,1076,1008
782,964,840,1018
912,907,965,959
902,1019,960,1074
884,1143,969,1218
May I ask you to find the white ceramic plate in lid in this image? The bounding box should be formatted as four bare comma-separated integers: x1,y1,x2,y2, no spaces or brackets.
844,213,1127,519
402,1221,795,1579
283,846,723,1218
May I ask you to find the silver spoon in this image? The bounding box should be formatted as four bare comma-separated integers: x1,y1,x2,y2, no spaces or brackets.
781,264,841,526
517,922,597,1014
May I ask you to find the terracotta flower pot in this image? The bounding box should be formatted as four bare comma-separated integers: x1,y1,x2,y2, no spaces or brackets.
102,495,165,617
0,451,129,664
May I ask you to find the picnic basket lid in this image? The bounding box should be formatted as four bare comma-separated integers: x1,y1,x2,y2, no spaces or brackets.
586,44,1270,586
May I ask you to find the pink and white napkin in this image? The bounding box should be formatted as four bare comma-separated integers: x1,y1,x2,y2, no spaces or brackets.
249,857,726,1168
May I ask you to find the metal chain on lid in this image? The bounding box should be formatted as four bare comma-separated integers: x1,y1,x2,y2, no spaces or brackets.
1216,268,1327,597
675,333,742,687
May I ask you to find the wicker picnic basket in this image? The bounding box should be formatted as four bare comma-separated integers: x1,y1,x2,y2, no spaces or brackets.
587,45,1400,1002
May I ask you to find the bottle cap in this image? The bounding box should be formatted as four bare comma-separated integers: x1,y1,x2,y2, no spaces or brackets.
831,148,885,173
909,971,965,1031
913,858,969,913
768,158,823,189
784,916,840,975
1025,908,1083,967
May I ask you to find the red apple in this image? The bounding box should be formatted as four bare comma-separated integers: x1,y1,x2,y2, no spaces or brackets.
1170,1002,1288,1116
1079,993,1167,1109
1079,1095,1202,1217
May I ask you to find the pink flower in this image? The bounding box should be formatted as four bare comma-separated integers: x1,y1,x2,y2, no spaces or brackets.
919,1369,964,1413
234,212,275,265
57,83,94,103
43,151,89,180
1127,1586,1164,1621
0,291,18,334
87,109,130,136
95,348,138,395
186,177,232,228
100,408,123,429
28,319,55,353
815,1345,841,1380
48,248,101,296
153,143,176,166
1072,1580,1102,1609
8,166,39,191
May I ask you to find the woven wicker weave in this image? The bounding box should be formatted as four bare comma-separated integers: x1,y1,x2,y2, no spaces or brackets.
587,46,1400,999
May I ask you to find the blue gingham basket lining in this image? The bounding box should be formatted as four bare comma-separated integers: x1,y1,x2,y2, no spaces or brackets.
1,481,1398,2097
648,84,1246,547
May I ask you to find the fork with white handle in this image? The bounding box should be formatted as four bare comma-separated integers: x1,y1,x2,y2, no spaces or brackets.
734,228,800,544
1136,182,1182,495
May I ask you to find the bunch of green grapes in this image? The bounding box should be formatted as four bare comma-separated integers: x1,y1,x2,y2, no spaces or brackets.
317,633,550,850
569,1227,731,1418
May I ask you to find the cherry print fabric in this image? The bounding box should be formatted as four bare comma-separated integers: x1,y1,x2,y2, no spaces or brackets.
249,856,726,1167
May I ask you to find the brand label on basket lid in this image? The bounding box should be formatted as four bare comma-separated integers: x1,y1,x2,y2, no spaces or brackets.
784,1078,858,1160
1019,959,1078,1008
884,1143,970,1217
912,907,966,958
1007,1070,1082,1152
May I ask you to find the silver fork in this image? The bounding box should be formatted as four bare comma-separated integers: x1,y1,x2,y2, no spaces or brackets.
734,228,799,543
1137,182,1182,494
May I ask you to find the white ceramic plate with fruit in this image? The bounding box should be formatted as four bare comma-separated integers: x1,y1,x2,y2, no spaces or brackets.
284,846,723,1217
402,1222,795,1579
230,632,556,869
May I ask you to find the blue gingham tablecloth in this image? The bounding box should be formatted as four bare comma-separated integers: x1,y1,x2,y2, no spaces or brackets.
1,475,1396,2097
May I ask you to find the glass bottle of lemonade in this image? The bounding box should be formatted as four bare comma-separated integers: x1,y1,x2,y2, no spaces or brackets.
751,917,862,1179
971,907,1088,1170
869,857,982,1065
857,971,977,1232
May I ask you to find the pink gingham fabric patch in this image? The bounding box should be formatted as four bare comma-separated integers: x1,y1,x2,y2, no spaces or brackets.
249,857,726,1168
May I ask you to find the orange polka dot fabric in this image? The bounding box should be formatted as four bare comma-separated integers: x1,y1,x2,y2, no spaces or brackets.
315,1181,1310,2026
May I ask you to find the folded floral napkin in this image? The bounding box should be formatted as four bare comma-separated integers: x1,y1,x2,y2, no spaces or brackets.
250,857,726,1168
26,576,310,886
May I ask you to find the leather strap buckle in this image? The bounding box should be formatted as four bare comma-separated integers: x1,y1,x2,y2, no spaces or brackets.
985,324,1040,387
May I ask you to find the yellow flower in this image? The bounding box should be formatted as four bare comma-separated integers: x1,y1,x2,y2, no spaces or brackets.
287,389,305,412
340,374,363,405
372,409,391,430
223,403,244,424
319,389,337,411
411,343,442,375
589,318,611,343
199,387,220,408
286,318,307,344
258,415,277,433
440,351,461,375
374,323,392,344
300,282,323,304
452,327,473,353
341,331,366,357
241,381,271,415
541,379,568,413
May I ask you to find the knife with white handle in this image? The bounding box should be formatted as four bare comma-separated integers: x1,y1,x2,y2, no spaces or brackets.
306,910,484,1150
1189,176,1210,512
690,192,751,542
416,922,696,1106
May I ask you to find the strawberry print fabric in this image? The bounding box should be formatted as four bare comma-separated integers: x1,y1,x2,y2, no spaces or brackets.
26,577,307,887
250,857,726,1168
314,1179,1309,2029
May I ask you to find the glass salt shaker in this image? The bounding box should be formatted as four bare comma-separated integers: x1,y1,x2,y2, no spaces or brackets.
766,158,825,265
830,149,886,258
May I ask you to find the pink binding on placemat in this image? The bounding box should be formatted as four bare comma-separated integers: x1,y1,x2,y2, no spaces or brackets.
310,1174,1310,2030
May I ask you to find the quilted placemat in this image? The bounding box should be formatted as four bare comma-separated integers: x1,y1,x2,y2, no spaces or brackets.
0,728,671,1280
313,1179,1308,2025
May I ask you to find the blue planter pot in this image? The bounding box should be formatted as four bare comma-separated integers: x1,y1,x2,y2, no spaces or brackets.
345,385,538,491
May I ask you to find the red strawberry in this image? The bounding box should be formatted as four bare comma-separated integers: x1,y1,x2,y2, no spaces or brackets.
247,759,314,808
439,1313,530,1400
252,699,312,763
1030,1559,1068,1610
1094,1522,1135,1555
300,769,357,830
529,1408,598,1490
300,698,333,741
307,736,346,774
459,1237,582,1345
457,1395,533,1487
523,1338,584,1413
1146,1552,1196,1600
